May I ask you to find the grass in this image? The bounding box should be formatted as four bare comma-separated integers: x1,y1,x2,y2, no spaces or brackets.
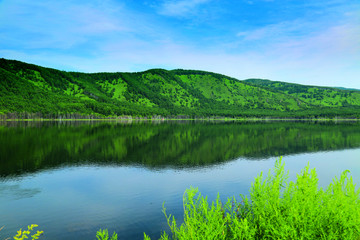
145,157,360,239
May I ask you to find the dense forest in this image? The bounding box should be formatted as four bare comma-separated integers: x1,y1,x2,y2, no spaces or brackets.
1,58,359,119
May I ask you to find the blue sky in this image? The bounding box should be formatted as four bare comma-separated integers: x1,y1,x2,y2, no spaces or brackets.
0,0,359,88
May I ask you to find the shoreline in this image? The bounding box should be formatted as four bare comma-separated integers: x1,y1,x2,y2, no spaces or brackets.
1,117,360,122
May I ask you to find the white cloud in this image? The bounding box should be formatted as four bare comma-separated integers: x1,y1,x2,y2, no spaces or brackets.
263,19,360,67
230,9,360,87
236,19,316,42
158,0,211,17
0,0,128,50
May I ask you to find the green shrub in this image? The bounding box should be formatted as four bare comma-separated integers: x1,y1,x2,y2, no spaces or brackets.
96,228,118,240
150,157,360,239
13,224,43,240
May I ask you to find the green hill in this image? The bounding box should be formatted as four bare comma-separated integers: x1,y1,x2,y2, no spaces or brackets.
0,58,359,119
334,87,360,92
243,79,360,108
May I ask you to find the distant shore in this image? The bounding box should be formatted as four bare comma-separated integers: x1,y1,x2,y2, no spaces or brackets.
1,116,359,122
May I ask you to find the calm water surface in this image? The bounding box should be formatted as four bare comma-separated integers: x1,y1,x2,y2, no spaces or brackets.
0,121,359,239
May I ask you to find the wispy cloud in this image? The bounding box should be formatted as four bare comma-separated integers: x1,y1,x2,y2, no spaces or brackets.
236,20,310,42
0,0,128,50
274,22,360,61
158,0,212,17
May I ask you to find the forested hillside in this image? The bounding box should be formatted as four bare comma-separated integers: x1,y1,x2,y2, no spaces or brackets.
244,79,360,108
1,58,359,119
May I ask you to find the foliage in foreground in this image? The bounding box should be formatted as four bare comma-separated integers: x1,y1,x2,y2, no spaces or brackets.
147,157,360,239
96,229,118,240
12,224,43,240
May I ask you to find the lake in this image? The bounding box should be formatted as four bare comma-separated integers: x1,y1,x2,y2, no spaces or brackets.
0,120,359,239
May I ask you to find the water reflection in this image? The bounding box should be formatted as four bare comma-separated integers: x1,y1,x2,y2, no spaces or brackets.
0,184,41,200
1,121,360,177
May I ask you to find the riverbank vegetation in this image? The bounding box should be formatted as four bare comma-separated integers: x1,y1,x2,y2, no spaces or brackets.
142,157,360,239
1,58,360,119
94,157,360,239
1,224,43,240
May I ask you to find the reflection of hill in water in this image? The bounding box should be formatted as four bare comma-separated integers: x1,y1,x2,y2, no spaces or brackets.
1,121,360,176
